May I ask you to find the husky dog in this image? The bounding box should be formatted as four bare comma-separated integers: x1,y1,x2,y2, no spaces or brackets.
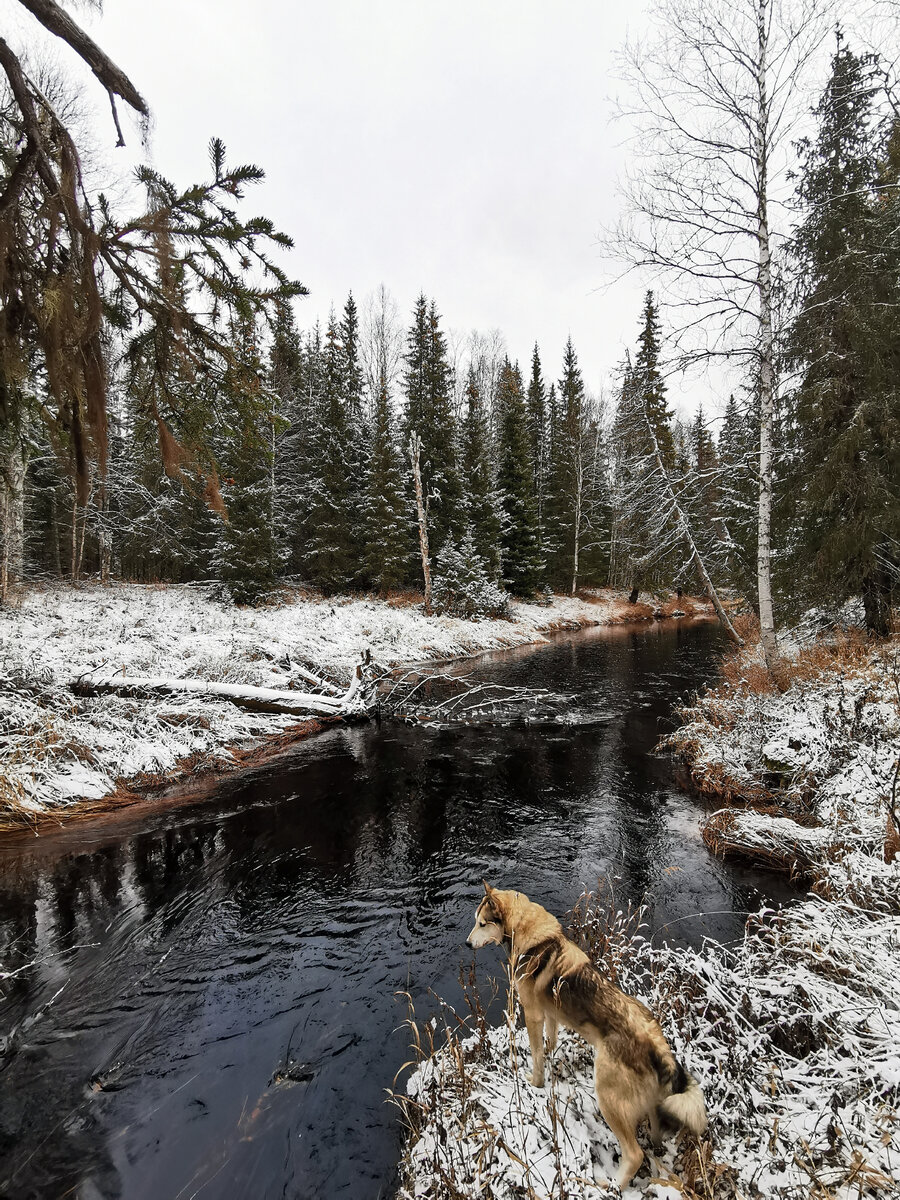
466,882,707,1189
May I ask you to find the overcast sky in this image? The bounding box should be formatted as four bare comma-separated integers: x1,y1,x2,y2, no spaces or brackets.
9,0,719,415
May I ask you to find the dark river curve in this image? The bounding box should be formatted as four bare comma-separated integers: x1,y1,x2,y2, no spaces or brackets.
0,619,794,1200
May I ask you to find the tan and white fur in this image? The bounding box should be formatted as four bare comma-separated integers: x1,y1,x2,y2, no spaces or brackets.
467,882,707,1189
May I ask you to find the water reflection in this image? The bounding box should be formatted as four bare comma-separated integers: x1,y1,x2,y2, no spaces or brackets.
0,620,795,1199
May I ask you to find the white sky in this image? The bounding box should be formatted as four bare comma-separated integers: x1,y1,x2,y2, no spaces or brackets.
8,0,720,416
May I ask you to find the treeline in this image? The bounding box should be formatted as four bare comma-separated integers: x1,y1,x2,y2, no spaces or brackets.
12,282,757,612
18,292,608,606
1,34,898,633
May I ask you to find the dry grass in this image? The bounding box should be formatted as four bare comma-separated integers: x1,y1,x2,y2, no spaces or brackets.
609,600,657,623
720,619,881,698
385,588,429,609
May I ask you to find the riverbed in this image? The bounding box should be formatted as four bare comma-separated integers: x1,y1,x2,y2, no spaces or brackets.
0,619,794,1199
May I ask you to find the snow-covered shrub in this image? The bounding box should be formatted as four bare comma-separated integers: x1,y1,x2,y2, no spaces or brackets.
432,533,510,620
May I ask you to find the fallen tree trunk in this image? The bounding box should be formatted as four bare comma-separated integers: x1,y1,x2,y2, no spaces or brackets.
72,656,374,718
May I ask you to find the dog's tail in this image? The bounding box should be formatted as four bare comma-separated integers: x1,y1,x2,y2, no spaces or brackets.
659,1060,708,1135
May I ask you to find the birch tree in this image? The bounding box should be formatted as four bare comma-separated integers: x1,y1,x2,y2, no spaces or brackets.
610,0,831,667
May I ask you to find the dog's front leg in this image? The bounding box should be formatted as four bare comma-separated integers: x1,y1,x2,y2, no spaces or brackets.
544,1014,558,1053
524,1011,546,1087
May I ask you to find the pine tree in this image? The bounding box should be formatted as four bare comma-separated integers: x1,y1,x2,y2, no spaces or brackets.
634,291,675,469
526,344,549,540
215,317,278,604
304,310,356,592
339,292,368,572
609,297,679,598
717,394,757,597
789,37,900,634
496,358,541,595
268,300,304,575
402,295,462,568
362,362,411,592
687,405,721,571
461,366,502,576
546,338,609,593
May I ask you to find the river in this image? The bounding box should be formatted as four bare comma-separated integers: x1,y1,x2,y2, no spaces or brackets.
0,618,794,1199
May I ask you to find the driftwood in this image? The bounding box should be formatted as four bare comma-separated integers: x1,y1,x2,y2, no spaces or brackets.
72,655,375,718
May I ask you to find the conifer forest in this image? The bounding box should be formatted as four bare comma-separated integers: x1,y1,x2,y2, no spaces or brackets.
1,3,899,1200
0,6,898,635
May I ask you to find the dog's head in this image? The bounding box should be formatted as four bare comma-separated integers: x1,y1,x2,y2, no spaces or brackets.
466,881,507,949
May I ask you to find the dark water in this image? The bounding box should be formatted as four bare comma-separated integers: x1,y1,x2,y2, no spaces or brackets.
0,620,793,1200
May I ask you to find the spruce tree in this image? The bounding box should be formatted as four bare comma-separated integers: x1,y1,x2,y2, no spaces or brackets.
402,295,462,567
461,366,502,576
634,291,675,469
545,338,608,592
268,300,304,576
215,317,278,604
717,394,758,598
362,364,411,592
289,324,327,576
609,296,679,598
432,529,509,618
526,344,549,539
789,38,900,633
339,292,368,571
686,405,722,581
496,358,541,595
304,311,355,592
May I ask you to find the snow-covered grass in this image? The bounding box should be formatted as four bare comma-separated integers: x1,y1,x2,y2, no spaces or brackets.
0,582,631,821
668,629,899,871
396,626,900,1198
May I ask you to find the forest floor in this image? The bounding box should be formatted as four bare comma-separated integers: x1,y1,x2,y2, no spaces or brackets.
0,581,708,829
396,613,900,1199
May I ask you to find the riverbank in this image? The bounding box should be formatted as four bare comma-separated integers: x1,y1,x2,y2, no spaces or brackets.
396,620,900,1198
0,582,712,828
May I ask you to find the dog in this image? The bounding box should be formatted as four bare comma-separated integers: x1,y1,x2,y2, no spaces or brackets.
466,882,707,1189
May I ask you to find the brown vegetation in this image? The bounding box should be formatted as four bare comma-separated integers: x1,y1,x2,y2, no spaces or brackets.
0,717,331,834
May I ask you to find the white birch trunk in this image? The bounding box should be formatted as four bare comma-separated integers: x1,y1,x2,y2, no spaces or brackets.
409,432,432,614
755,0,778,669
571,452,583,596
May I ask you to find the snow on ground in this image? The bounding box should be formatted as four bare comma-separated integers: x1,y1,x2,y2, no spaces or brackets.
0,582,622,818
397,629,900,1198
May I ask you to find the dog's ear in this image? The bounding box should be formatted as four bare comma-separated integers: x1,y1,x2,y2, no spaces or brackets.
481,885,504,923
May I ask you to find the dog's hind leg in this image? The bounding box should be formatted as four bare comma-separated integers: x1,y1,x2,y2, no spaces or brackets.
647,1106,665,1155
594,1059,644,1189
600,1101,643,1190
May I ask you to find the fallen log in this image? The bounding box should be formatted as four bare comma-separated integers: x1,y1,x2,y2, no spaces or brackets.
72,656,374,718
